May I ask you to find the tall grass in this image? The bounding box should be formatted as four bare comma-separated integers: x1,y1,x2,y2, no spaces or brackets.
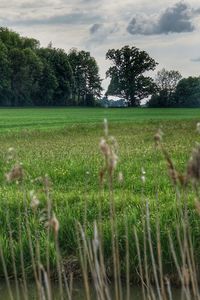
1,119,200,299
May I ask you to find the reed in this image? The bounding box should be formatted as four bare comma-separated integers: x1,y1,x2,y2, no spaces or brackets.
1,118,200,299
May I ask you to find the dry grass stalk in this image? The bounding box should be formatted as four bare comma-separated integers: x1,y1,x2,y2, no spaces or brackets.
3,123,200,300
5,163,23,183
187,144,200,184
99,119,122,300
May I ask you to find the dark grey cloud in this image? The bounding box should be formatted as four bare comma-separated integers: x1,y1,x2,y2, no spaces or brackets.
194,7,200,14
158,2,194,33
127,2,195,35
5,11,102,26
87,23,119,46
90,23,103,34
191,57,200,62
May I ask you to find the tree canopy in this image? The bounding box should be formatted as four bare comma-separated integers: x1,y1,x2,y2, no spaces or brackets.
174,77,200,107
68,49,102,106
0,28,199,108
106,45,158,107
148,68,182,107
0,27,102,107
148,71,200,108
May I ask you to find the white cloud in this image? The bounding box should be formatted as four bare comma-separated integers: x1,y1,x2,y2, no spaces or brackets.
0,0,200,90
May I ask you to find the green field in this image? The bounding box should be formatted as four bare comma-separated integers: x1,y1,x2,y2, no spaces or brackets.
0,107,200,131
1,107,200,280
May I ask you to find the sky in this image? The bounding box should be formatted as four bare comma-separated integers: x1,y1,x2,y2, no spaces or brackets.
1,0,200,91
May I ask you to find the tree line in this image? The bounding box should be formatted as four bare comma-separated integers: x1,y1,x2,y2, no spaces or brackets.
0,27,102,106
147,71,200,108
0,27,199,107
105,46,200,108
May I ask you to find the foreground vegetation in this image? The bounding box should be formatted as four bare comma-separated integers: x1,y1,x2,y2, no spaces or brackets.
1,107,200,299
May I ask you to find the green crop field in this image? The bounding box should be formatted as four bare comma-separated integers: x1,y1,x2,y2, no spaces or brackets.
0,107,200,131
1,107,200,280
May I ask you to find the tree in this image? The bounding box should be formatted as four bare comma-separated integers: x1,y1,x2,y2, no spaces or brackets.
156,68,182,94
174,77,200,107
37,47,74,106
106,45,158,107
68,49,102,106
21,37,40,50
0,41,11,105
9,48,43,106
47,48,74,106
0,27,102,107
35,48,58,106
148,68,182,107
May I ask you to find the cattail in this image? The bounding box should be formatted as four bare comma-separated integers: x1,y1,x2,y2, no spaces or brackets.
141,167,146,183
5,163,23,183
100,120,119,179
197,122,200,133
187,144,200,183
8,147,14,153
50,213,59,236
109,152,118,172
195,199,200,215
161,147,183,186
154,129,163,146
99,138,110,156
182,267,190,286
6,147,16,162
30,190,40,210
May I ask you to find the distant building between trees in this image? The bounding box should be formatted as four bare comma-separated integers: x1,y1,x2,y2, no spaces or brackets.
100,96,128,108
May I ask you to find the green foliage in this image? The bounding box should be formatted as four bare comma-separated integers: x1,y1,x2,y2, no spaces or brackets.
148,68,182,107
68,48,102,106
0,27,22,50
43,48,73,106
0,27,102,107
148,72,200,108
0,41,11,105
9,48,43,106
174,76,200,107
0,108,200,281
106,45,158,107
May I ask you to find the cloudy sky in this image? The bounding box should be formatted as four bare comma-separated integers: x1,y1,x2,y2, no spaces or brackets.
1,0,200,90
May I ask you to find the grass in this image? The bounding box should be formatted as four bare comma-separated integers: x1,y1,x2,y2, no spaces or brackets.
0,107,200,131
1,107,200,297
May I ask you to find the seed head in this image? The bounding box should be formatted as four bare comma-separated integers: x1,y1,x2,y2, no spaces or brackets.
187,144,200,183
141,167,146,183
154,129,163,146
5,164,23,183
30,190,40,210
195,199,200,215
118,171,123,183
6,147,16,162
99,138,110,156
109,153,118,172
197,123,200,133
182,267,190,286
50,213,59,236
8,147,14,153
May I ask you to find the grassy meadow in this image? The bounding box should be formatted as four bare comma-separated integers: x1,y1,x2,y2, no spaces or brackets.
1,107,200,284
